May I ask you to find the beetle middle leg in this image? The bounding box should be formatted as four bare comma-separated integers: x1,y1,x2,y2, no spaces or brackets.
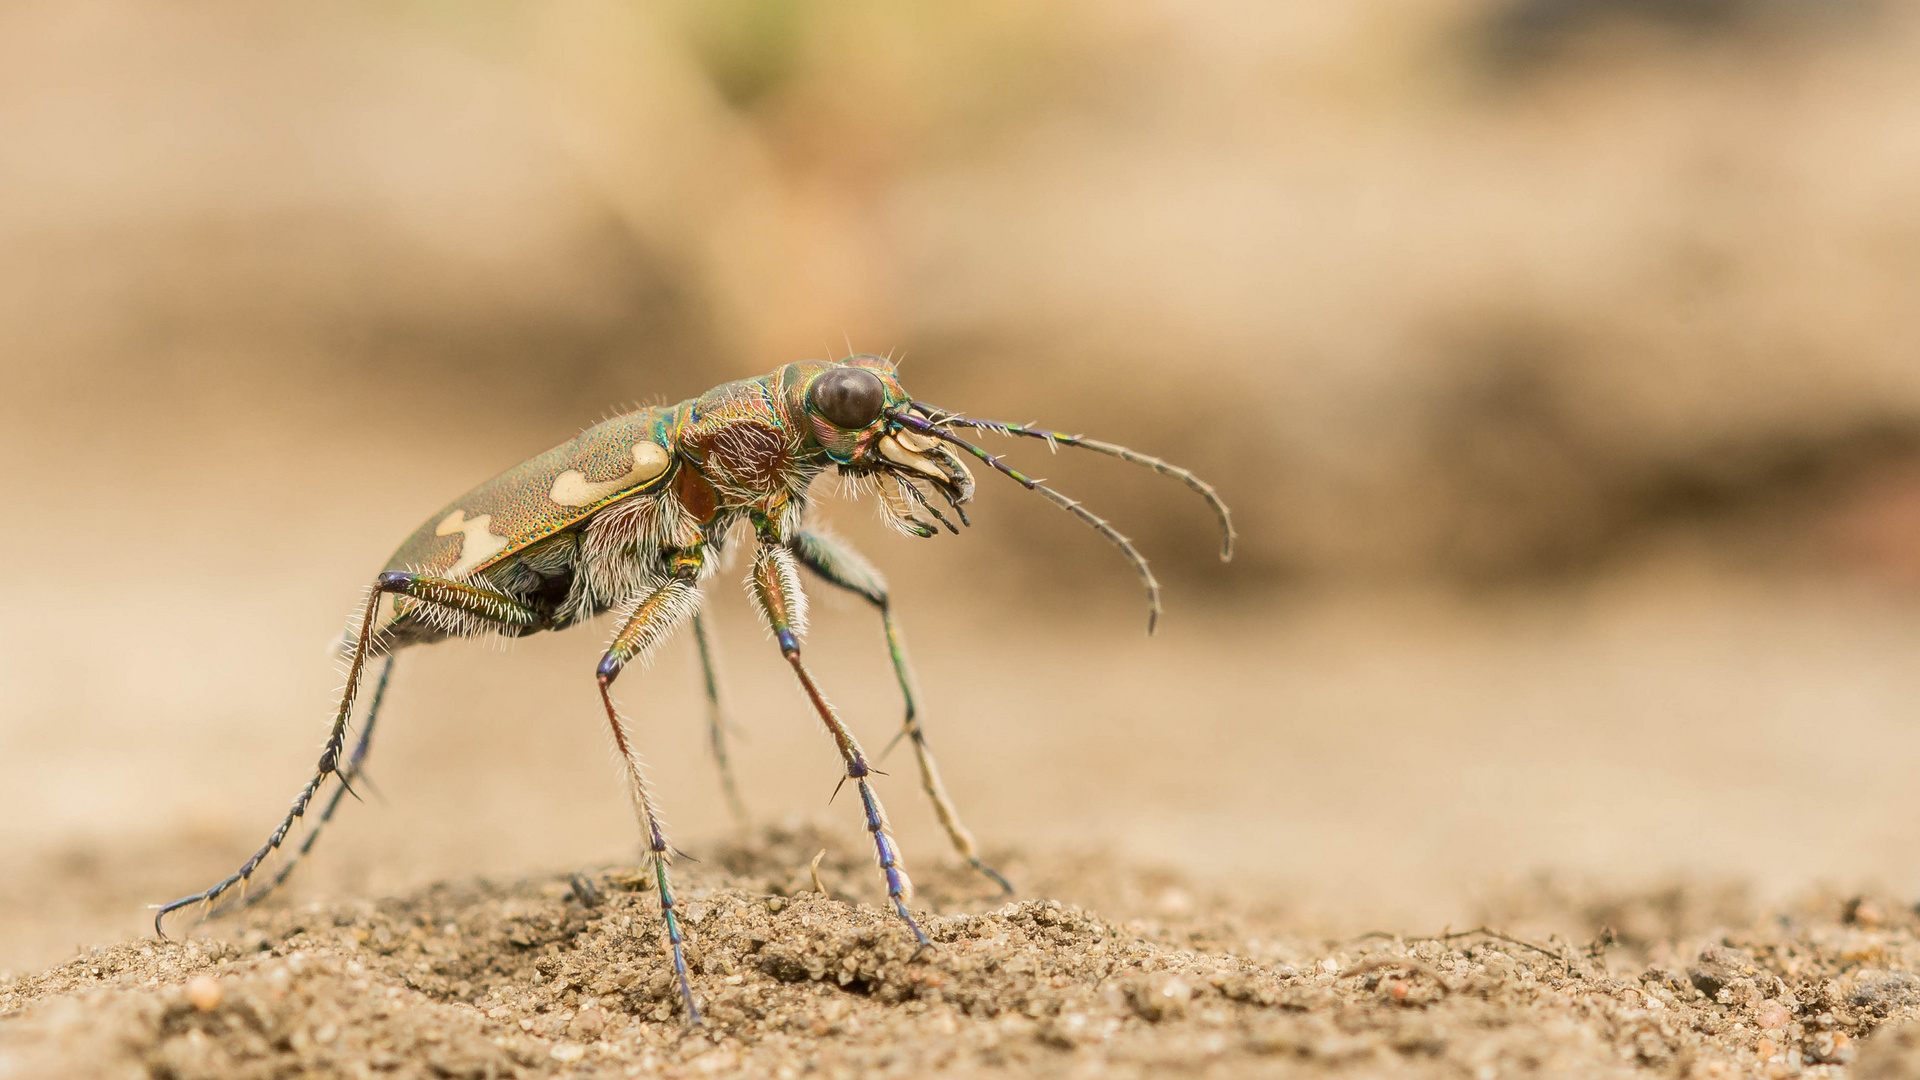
747,539,931,947
596,564,706,1024
791,529,1013,895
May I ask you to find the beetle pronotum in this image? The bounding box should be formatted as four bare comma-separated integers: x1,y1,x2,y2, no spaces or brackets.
156,356,1234,1023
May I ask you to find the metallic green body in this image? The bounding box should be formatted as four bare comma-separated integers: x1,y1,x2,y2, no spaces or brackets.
384,406,679,579
158,353,1233,1032
383,360,895,583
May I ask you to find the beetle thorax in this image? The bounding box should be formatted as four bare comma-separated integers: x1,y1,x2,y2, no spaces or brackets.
675,380,816,505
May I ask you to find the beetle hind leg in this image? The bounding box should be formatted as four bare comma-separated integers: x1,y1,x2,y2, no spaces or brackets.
155,573,543,934
210,654,398,918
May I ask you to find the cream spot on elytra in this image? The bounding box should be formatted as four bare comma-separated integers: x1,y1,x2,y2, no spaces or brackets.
549,441,671,508
436,509,511,578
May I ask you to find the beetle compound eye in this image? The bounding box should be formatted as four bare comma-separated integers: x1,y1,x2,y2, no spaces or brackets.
810,367,886,429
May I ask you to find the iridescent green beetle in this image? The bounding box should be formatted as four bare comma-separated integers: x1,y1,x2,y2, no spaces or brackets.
156,356,1233,1023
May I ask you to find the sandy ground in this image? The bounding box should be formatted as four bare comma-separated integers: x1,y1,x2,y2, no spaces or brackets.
2,824,1919,1079
5,556,1920,1076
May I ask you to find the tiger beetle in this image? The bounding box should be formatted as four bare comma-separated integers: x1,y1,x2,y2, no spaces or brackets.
155,356,1234,1024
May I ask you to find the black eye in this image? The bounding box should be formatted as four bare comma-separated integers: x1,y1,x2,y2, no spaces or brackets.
810,367,886,429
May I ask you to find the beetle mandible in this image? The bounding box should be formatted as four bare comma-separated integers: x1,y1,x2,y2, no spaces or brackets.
155,355,1234,1023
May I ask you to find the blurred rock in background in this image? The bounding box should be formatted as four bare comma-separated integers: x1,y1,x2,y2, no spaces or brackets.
5,0,1920,590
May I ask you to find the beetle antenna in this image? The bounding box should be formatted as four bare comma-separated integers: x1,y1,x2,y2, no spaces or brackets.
890,411,1163,633
910,401,1234,561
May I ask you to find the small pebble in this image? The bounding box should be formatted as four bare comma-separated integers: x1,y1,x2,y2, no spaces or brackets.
184,975,222,1012
1809,1030,1854,1065
568,1007,608,1040
1754,1000,1790,1031
550,1043,587,1063
1844,898,1885,927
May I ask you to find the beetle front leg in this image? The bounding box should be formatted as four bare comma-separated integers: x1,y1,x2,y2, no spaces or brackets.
156,574,541,934
791,529,1012,895
597,567,705,1024
747,541,930,947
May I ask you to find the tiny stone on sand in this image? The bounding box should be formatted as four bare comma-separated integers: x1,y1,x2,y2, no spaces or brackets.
184,975,222,1012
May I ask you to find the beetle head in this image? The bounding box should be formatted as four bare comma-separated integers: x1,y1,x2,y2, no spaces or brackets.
781,355,976,537
781,353,1236,631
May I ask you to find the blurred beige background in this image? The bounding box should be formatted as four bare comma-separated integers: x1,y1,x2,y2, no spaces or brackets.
4,0,1920,974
